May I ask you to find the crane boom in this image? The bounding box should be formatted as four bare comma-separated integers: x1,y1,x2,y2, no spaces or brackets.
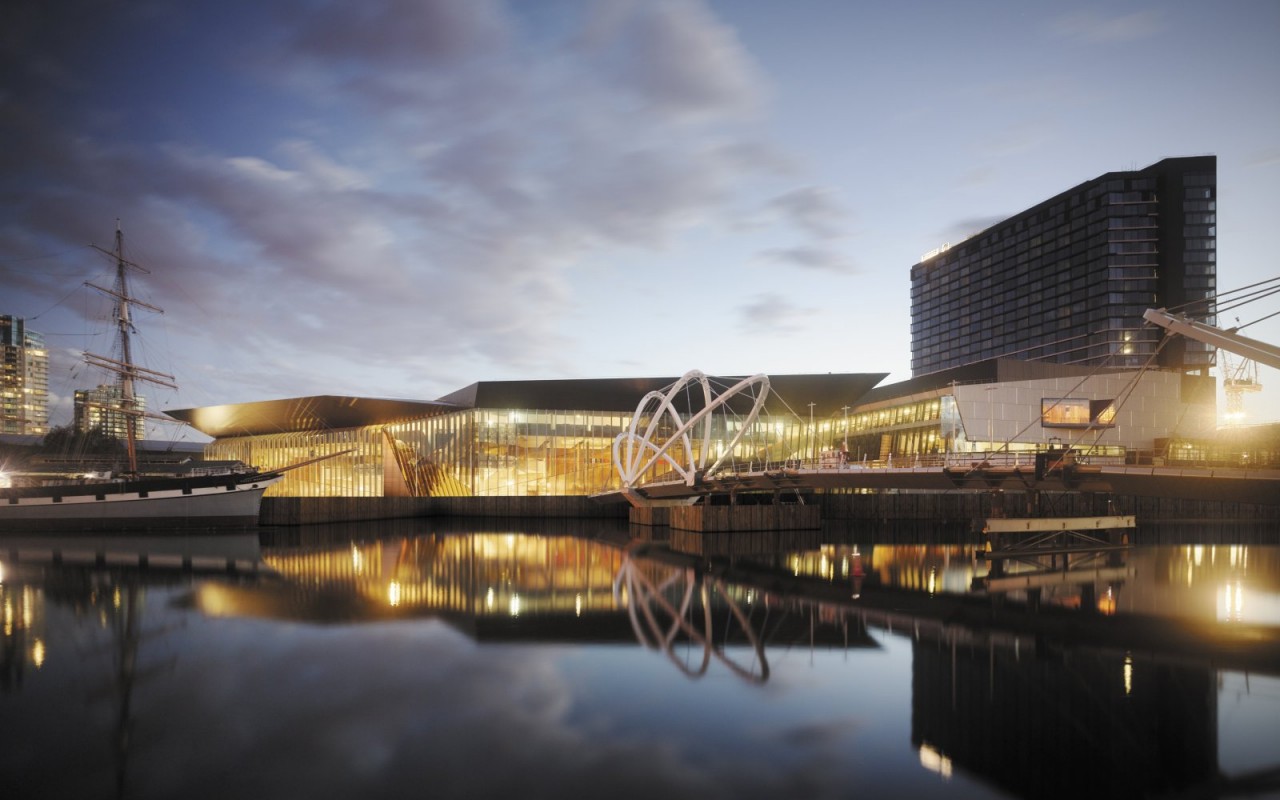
1142,308,1280,371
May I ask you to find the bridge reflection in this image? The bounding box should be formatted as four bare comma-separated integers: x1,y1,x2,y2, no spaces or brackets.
7,524,1275,671
242,523,1276,798
150,524,1274,678
3,524,1278,798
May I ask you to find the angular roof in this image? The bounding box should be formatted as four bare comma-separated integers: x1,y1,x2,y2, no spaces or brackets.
436,373,888,417
435,377,677,412
166,396,459,438
169,372,891,438
854,358,1129,405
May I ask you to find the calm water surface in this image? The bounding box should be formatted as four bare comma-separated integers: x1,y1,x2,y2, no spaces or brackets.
2,520,1278,800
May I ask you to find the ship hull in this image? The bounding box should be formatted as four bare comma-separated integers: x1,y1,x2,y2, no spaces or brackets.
0,473,281,532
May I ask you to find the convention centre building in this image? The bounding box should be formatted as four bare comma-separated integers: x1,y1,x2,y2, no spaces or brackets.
169,362,1216,499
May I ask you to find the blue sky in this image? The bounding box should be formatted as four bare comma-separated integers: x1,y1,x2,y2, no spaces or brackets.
2,0,1277,439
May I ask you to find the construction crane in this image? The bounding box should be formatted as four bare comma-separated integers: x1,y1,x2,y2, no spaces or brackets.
1143,308,1275,425
1221,351,1262,422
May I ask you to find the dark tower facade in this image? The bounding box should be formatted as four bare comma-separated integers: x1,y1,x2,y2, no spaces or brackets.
910,156,1216,376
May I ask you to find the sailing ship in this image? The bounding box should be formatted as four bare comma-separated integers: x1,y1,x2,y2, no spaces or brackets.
0,225,283,531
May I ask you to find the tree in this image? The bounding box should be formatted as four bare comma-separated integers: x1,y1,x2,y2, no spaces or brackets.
40,424,126,458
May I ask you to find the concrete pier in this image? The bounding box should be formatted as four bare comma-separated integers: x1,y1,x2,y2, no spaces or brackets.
666,504,822,532
257,490,1278,527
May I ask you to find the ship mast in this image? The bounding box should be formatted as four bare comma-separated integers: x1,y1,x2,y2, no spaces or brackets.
85,224,177,474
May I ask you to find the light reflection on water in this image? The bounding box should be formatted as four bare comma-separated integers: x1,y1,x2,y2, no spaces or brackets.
0,521,1277,799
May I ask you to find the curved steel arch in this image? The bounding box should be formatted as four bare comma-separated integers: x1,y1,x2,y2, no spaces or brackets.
613,370,771,488
613,554,768,684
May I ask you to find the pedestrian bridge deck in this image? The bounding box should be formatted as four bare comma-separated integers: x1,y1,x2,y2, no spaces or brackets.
606,456,1280,507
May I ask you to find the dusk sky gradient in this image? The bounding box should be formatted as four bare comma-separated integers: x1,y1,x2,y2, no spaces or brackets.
2,0,1277,441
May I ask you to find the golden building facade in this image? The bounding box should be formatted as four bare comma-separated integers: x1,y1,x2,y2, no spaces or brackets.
172,365,1214,498
176,374,888,498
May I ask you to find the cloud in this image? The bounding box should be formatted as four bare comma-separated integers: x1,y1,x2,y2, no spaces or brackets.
765,187,850,240
1245,148,1280,169
735,294,821,335
0,0,844,412
937,215,1008,245
773,716,865,747
286,0,510,68
579,0,768,120
759,246,856,274
10,605,837,800
957,166,997,188
1052,10,1164,44
746,187,855,273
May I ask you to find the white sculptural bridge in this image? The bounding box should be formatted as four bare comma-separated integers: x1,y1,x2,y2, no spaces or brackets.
605,369,1280,509
612,370,772,492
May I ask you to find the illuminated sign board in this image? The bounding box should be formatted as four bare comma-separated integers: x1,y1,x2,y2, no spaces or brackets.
1041,398,1116,429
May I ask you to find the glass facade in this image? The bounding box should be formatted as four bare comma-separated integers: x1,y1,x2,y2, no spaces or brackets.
395,408,636,497
910,157,1216,375
194,371,1203,498
208,427,386,497
1162,424,1280,468
838,389,1137,464
839,396,946,462
0,316,49,436
207,405,843,498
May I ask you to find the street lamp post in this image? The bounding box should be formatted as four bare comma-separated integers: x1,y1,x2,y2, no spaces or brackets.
985,386,997,455
807,402,816,465
842,405,850,465
947,380,958,456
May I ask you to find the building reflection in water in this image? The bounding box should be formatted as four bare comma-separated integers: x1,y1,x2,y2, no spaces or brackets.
2,532,265,695
0,563,43,692
0,526,269,791
1132,544,1280,626
202,532,628,630
3,525,1278,799
911,634,1217,798
168,526,1280,656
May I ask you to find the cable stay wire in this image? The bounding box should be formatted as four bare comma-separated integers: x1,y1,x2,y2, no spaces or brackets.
1239,307,1280,330
1202,274,1280,304
1216,288,1280,326
1167,275,1280,322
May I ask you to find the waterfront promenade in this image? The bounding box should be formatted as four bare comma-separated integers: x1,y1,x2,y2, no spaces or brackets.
612,451,1280,507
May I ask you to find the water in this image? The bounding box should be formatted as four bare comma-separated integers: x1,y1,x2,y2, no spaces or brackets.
2,520,1278,800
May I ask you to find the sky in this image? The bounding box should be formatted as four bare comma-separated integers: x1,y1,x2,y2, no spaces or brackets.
2,0,1278,442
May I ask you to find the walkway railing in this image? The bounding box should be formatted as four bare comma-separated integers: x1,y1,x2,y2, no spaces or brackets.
703,450,1128,477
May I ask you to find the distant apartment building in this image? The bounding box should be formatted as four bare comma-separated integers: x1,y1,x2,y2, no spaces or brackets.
910,156,1217,376
0,315,49,436
74,383,146,441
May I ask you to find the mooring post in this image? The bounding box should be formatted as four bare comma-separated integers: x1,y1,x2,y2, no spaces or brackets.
989,490,1005,519
1080,582,1097,613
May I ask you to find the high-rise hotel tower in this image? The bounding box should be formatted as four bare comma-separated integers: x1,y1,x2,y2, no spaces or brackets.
910,156,1216,376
